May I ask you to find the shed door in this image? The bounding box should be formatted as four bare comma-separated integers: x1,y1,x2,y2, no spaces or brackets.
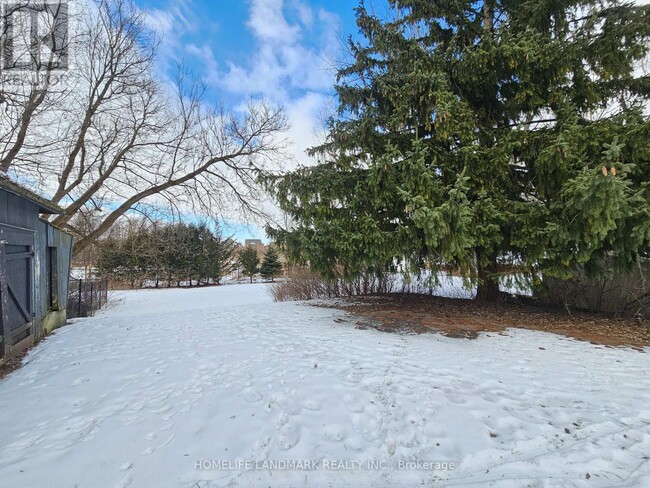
0,229,35,357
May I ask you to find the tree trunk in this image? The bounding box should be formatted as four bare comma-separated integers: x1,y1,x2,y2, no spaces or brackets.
483,0,494,32
476,249,500,302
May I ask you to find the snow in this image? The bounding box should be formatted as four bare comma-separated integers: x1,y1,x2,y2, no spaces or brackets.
0,284,649,488
399,272,532,299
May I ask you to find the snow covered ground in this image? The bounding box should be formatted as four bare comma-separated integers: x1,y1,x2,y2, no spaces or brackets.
397,272,532,298
0,284,648,488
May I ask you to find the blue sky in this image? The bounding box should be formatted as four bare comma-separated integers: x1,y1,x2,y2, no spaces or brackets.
137,0,362,157
133,0,369,241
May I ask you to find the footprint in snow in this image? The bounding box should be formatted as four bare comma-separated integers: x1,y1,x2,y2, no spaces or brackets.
303,398,321,411
343,393,366,414
253,435,272,451
352,412,384,441
278,423,301,450
140,434,175,456
276,413,289,429
322,424,347,442
242,388,262,403
114,474,133,488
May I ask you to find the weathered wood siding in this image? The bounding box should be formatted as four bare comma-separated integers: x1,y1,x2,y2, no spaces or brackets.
0,187,73,358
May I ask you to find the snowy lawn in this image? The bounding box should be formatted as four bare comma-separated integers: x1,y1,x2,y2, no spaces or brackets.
0,284,648,488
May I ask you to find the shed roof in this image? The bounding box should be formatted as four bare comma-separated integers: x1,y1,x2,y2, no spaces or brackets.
0,177,63,214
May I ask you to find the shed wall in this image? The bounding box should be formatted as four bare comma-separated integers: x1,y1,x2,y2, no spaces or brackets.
0,187,73,356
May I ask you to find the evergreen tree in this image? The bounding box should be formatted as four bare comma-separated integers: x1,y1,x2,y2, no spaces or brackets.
97,220,239,287
260,246,283,281
269,0,650,301
239,246,260,283
201,225,239,284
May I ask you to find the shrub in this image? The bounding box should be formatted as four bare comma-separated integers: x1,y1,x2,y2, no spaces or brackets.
535,260,650,318
269,268,397,302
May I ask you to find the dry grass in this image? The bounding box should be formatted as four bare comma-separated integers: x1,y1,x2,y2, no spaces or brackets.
269,268,397,302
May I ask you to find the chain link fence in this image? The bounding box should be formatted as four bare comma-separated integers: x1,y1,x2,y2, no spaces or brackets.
67,278,109,318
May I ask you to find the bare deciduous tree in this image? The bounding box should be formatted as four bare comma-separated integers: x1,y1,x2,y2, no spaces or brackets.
1,0,72,174
0,0,289,256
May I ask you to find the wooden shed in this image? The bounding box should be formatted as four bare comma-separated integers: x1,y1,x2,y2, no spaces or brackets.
0,178,73,360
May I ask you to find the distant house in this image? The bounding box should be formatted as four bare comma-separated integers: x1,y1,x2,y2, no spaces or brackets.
0,178,73,360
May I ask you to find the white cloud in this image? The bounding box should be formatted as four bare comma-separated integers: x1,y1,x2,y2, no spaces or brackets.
213,0,339,164
186,43,219,79
291,0,314,28
285,91,331,165
140,0,198,76
220,41,333,101
141,8,175,34
142,0,339,167
132,0,340,232
247,0,301,45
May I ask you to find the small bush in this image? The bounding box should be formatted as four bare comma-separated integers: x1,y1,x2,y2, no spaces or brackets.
269,268,397,302
536,260,650,318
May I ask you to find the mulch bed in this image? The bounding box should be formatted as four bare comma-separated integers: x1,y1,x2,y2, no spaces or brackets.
322,294,650,351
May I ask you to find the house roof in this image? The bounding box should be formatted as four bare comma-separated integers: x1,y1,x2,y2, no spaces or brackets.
0,177,63,214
